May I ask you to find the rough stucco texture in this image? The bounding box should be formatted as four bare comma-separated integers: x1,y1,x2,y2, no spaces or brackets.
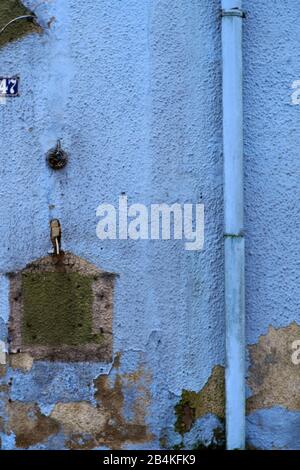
0,0,224,450
0,0,299,450
243,0,300,449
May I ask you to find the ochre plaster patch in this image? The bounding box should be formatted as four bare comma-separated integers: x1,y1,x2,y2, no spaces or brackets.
247,323,300,413
9,352,33,372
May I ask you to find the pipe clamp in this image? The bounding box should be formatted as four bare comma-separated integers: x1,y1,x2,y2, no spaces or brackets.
221,9,245,19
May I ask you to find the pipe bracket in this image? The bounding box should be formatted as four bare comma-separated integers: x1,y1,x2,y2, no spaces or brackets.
224,232,245,238
221,9,245,19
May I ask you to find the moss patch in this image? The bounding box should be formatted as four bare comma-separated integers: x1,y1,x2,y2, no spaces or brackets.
175,366,225,435
21,272,102,347
0,0,40,48
9,253,114,362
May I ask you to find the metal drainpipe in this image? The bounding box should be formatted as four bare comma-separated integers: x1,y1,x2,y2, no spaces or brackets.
221,0,245,450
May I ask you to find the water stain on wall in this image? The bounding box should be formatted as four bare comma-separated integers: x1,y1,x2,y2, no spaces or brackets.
0,0,41,48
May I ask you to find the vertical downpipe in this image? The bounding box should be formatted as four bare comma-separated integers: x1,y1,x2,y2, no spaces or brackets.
221,0,245,449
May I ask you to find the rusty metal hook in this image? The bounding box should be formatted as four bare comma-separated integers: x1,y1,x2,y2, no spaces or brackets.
50,219,61,255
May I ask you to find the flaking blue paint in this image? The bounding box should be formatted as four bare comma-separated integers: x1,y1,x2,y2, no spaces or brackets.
247,408,300,451
182,414,224,449
8,362,110,404
242,0,300,449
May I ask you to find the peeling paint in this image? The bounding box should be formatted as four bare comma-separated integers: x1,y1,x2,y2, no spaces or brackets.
92,364,152,449
6,401,59,448
50,402,106,435
175,366,225,436
247,323,300,413
0,0,225,451
3,355,153,450
0,0,41,48
64,434,96,450
9,353,33,372
0,0,298,451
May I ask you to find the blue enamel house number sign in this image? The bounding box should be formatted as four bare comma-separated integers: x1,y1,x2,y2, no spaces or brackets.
0,77,20,97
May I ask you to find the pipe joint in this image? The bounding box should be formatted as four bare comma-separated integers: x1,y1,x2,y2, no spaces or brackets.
221,8,245,19
224,232,245,238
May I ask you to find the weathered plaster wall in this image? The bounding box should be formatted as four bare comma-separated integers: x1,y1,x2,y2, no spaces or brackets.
243,0,300,450
0,0,299,450
0,0,224,450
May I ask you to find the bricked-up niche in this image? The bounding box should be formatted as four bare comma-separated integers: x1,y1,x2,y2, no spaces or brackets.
8,253,115,362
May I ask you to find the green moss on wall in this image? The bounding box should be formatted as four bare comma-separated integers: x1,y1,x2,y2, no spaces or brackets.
21,272,102,346
175,390,197,435
0,0,40,48
175,366,225,435
173,366,225,448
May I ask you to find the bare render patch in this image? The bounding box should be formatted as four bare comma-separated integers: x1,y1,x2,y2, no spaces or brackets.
8,253,115,362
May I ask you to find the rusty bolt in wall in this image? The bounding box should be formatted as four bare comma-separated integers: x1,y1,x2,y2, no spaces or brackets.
46,140,68,170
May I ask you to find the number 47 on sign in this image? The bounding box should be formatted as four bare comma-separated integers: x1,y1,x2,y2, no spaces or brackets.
0,77,19,97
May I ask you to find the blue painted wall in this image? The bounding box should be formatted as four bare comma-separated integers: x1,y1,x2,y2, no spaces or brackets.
243,0,300,450
0,0,299,450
